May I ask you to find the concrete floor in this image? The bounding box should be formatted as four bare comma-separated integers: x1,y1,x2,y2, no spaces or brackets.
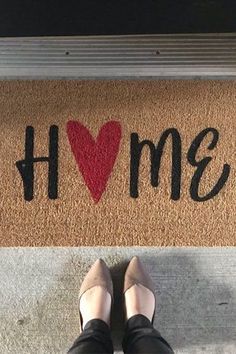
0,247,235,354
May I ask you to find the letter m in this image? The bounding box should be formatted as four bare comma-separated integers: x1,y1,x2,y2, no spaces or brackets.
130,129,181,199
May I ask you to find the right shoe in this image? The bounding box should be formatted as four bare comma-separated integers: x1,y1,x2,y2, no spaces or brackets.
79,259,113,331
123,256,156,323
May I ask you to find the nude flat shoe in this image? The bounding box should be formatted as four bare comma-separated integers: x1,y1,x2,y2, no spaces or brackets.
79,259,113,330
124,256,156,322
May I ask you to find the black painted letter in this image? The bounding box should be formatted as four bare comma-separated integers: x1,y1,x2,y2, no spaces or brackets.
187,128,230,201
130,129,181,199
16,125,58,201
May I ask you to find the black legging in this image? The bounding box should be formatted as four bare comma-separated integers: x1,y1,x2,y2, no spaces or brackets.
68,314,174,354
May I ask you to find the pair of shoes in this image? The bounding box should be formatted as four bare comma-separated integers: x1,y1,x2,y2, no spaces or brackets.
79,256,156,330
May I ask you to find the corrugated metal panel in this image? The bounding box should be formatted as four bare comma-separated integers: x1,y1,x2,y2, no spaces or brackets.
0,33,235,78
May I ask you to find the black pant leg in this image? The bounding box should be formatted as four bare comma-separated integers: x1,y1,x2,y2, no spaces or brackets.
122,314,174,354
68,319,113,354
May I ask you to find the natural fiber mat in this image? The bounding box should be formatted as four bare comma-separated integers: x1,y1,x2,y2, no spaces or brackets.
0,80,235,246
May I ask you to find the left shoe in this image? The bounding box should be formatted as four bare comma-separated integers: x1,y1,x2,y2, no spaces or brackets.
79,259,113,330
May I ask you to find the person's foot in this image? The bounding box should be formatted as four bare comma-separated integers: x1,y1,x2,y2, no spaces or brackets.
80,286,112,329
79,259,113,330
124,256,156,322
125,283,155,321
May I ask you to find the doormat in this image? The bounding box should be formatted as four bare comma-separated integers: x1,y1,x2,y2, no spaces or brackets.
0,80,235,246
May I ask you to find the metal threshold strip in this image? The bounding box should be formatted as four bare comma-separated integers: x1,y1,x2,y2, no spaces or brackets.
0,33,235,79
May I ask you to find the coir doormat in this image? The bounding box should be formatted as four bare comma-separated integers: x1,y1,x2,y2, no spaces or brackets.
0,80,235,246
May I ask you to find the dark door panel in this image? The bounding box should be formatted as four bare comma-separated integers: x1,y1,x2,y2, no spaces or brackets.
0,1,235,37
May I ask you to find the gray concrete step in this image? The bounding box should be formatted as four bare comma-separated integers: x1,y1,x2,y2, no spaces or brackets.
0,247,235,353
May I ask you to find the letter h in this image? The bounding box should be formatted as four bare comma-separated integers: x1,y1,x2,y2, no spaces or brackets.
16,125,58,201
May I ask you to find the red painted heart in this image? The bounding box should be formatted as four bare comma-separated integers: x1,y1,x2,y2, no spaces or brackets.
67,120,122,203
